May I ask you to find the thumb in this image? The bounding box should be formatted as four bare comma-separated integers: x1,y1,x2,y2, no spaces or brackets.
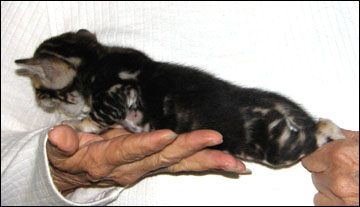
47,125,79,166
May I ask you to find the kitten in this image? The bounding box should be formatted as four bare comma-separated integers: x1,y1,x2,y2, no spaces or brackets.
15,29,345,168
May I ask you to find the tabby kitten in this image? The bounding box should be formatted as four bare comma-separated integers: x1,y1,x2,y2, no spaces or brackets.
15,29,345,168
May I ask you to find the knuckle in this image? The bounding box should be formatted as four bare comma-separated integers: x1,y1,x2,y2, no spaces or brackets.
158,153,179,166
85,149,102,166
114,174,139,186
86,168,108,181
86,172,103,182
114,136,155,162
332,146,351,164
331,144,359,170
158,154,172,165
167,161,190,173
81,156,111,182
331,175,351,197
115,149,133,162
165,166,177,173
113,145,141,163
166,165,182,173
141,140,160,154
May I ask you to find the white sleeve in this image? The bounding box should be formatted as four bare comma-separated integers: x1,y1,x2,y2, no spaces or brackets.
1,127,125,206
2,1,358,206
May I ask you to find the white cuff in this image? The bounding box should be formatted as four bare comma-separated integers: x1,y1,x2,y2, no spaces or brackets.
1,126,126,205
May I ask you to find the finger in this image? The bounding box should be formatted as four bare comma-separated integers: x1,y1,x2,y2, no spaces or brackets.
313,192,339,206
76,132,105,147
341,129,359,141
311,172,344,206
312,170,359,199
302,141,336,173
105,129,178,165
108,130,224,183
155,149,247,174
100,128,132,140
147,130,224,168
313,172,360,205
52,130,176,177
47,125,108,174
47,125,80,166
351,172,359,185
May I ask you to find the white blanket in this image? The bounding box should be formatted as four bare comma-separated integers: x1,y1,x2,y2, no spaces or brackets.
1,1,359,205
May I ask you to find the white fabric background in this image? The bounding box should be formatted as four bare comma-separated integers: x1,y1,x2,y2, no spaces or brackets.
1,1,359,205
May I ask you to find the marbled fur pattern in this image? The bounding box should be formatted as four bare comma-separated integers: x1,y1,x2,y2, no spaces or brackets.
15,29,345,168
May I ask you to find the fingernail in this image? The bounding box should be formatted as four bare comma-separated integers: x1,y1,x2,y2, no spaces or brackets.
207,136,223,146
211,138,223,145
225,166,252,175
239,168,252,175
164,133,178,140
47,126,57,143
226,166,242,173
47,125,63,140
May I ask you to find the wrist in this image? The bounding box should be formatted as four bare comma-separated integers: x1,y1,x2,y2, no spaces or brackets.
49,163,91,196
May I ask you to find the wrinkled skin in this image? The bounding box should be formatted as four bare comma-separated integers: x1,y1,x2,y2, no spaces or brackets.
47,125,247,195
302,130,359,206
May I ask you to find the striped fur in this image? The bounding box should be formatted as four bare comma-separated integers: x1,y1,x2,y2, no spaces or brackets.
15,29,345,168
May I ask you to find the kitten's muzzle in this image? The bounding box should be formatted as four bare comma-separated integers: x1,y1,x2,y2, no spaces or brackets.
37,98,59,113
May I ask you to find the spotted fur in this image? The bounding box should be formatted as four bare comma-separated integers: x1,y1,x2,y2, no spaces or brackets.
15,29,345,168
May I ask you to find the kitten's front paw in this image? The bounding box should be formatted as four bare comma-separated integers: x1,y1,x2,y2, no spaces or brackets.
62,118,103,134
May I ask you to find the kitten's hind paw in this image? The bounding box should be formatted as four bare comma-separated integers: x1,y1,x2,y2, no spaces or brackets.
315,118,346,147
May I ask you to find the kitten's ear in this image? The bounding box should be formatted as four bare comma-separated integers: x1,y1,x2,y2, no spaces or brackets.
15,58,76,89
15,58,46,79
77,29,97,41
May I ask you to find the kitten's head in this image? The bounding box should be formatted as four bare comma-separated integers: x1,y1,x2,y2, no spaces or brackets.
15,29,97,117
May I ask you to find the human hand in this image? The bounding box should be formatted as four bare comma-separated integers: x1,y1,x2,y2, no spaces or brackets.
47,125,248,195
302,129,359,206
